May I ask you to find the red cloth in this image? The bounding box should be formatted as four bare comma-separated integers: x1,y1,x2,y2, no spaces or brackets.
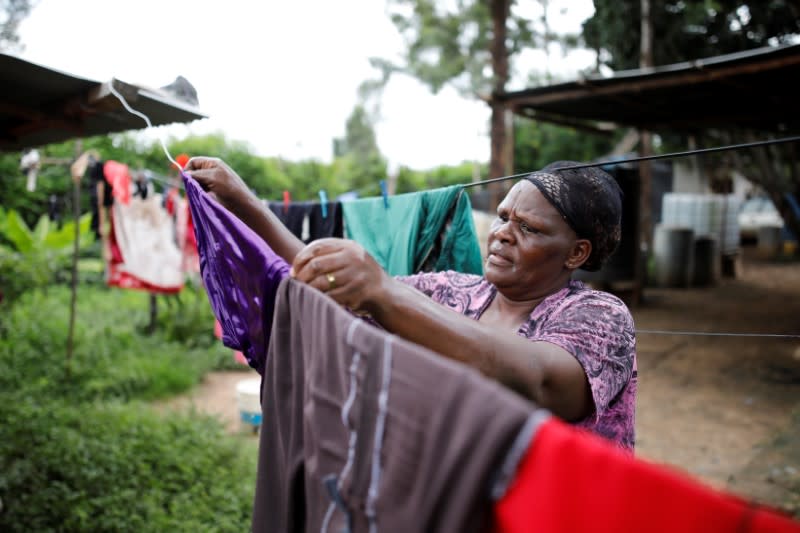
102,161,132,205
494,418,799,533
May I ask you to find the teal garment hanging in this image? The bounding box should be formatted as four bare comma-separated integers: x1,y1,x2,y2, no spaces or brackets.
341,185,483,276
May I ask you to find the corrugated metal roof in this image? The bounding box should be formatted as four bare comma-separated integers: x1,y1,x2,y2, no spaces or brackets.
0,53,206,151
500,44,800,134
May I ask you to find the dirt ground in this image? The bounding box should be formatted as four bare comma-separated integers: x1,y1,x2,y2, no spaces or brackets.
159,245,800,515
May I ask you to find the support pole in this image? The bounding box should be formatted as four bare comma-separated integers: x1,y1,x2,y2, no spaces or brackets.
66,141,84,377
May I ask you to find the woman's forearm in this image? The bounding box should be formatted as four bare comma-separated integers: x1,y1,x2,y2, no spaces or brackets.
367,281,545,398
365,279,592,421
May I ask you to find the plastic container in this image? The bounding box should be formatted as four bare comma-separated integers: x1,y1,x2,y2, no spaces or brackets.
236,378,262,430
653,224,694,288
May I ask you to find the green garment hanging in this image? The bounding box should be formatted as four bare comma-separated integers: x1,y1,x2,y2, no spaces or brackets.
341,185,484,276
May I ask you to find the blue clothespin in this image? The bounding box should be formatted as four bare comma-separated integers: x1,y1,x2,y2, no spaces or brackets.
318,190,328,218
379,180,389,209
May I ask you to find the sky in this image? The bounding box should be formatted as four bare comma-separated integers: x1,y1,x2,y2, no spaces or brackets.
16,0,597,170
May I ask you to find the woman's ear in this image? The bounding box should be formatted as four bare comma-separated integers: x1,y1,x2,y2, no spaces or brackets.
565,239,592,270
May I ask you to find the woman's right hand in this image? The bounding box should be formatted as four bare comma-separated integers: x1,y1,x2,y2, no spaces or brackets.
290,238,392,313
184,156,255,211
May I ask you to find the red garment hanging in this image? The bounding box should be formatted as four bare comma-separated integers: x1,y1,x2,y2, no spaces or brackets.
494,417,799,533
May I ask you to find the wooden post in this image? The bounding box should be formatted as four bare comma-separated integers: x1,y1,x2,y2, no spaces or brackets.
634,0,654,305
147,293,158,334
488,0,510,211
66,141,83,377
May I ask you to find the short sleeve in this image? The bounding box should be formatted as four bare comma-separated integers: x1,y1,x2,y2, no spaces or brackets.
535,291,636,419
395,271,489,316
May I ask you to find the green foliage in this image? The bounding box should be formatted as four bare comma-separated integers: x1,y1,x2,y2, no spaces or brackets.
332,105,388,192
583,0,800,71
513,119,620,173
0,208,94,304
394,161,481,194
0,285,232,402
0,395,256,532
0,272,255,531
376,0,544,97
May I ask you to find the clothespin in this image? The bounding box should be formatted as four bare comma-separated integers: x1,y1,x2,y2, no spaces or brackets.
318,190,328,218
283,190,290,215
379,180,389,209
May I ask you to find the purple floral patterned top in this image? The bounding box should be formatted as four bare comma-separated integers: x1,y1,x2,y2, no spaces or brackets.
397,271,637,451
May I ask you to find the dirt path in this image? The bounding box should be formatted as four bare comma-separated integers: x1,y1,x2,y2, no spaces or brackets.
156,368,261,436
160,248,800,513
633,249,800,514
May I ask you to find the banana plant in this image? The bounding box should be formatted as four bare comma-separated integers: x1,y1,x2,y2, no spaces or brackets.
0,208,94,254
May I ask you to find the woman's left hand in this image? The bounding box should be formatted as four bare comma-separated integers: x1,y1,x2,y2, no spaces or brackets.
290,238,390,312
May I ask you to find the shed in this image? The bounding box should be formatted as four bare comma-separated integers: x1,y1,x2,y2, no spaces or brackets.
0,53,206,151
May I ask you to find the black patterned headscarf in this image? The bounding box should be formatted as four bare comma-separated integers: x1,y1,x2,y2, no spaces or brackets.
524,161,623,272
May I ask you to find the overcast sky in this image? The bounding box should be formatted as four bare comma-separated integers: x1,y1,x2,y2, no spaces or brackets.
17,0,596,170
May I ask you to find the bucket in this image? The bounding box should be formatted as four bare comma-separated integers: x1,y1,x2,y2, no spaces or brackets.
235,378,262,429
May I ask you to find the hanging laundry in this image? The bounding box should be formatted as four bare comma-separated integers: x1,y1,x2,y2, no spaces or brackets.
105,161,184,294
89,159,114,240
493,416,800,533
266,200,344,244
341,185,483,276
131,170,155,200
254,278,534,533
107,197,184,293
102,160,132,205
183,173,290,374
20,148,40,192
174,195,200,276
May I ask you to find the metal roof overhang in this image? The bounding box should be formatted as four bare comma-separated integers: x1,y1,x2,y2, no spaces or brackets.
0,53,206,151
500,44,800,135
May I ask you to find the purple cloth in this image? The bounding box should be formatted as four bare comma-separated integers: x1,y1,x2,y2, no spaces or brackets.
183,173,290,375
397,271,638,451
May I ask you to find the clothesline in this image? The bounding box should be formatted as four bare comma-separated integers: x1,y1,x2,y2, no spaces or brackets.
107,82,800,343
636,329,800,339
461,135,800,189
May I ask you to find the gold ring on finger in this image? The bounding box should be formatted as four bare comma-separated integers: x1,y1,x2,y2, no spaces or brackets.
326,273,336,290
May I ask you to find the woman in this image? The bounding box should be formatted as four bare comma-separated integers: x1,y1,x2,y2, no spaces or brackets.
185,157,637,450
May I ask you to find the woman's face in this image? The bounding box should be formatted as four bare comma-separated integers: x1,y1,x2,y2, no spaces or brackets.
485,181,586,299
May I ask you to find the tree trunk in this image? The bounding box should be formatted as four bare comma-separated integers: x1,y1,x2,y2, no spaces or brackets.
634,0,654,304
488,0,510,210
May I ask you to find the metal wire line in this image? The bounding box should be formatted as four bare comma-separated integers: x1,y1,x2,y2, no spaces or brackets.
636,330,800,339
461,134,800,188
107,85,800,340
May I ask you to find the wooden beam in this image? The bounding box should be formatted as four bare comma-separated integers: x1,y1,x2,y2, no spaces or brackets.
515,108,617,135
503,54,800,108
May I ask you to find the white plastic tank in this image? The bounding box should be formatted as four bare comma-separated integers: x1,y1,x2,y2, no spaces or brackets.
661,193,741,258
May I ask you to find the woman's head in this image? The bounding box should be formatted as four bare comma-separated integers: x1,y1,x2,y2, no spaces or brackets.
484,161,622,298
526,161,623,272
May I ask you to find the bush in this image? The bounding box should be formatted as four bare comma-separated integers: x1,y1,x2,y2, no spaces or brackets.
0,285,235,402
0,394,257,532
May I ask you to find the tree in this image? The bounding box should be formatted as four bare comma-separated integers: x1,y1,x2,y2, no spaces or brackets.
332,104,387,193
583,0,800,245
513,119,618,175
365,0,571,206
0,0,33,53
583,0,800,71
